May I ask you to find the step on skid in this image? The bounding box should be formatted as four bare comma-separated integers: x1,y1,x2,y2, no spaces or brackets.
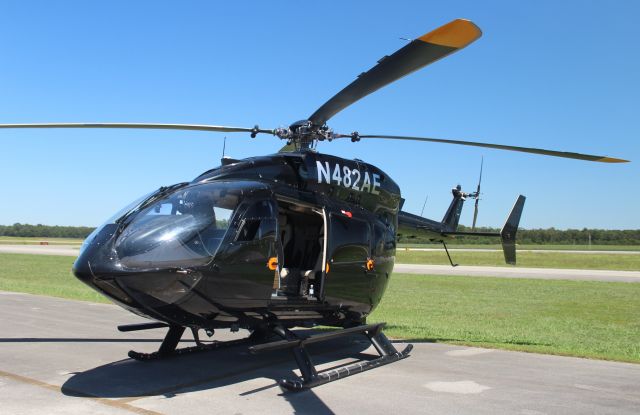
249,322,413,391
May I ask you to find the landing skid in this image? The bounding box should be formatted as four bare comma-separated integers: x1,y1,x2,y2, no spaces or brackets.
118,321,412,390
117,322,259,361
249,322,413,391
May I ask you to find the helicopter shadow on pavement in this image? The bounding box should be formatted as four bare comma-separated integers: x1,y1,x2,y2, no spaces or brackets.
61,332,373,414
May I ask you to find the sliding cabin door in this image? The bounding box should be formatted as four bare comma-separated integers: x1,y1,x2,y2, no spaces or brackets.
323,212,373,313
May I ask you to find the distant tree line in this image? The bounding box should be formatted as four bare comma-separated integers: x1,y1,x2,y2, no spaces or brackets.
0,223,95,239
399,225,640,245
2,223,639,245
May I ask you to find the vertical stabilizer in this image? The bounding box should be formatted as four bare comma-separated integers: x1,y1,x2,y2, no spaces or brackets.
441,185,466,231
501,195,526,265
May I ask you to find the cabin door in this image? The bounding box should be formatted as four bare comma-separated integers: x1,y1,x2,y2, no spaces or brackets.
323,211,373,312
211,198,279,305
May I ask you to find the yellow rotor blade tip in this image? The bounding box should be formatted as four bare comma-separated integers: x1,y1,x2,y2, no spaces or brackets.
599,157,630,163
418,19,482,48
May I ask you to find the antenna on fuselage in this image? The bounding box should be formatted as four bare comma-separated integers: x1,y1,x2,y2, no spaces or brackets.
222,136,227,159
420,195,429,217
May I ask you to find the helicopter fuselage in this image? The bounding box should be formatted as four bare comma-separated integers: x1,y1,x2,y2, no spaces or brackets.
73,151,401,332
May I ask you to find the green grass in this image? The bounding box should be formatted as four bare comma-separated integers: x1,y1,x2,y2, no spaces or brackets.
370,273,640,363
396,250,640,271
0,253,107,303
398,243,640,251
1,253,638,363
0,236,84,246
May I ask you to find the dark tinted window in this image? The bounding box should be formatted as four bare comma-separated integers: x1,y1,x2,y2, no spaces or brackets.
331,215,370,263
234,200,277,242
114,182,249,268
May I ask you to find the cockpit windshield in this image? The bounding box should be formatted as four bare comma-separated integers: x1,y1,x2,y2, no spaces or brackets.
114,182,254,269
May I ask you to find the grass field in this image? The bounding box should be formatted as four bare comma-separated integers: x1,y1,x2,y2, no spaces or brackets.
370,273,640,363
0,253,105,303
1,253,638,363
396,250,640,271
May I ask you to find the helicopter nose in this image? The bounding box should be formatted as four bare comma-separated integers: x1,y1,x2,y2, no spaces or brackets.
72,257,92,283
72,223,120,282
72,246,139,306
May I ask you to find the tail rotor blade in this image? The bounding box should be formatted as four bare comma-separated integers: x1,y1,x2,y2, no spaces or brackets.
471,157,483,230
476,156,483,194
472,200,479,230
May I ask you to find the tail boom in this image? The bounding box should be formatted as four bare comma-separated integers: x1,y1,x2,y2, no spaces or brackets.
397,194,526,265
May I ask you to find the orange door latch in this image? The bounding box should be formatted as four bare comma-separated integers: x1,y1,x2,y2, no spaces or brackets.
366,258,375,271
267,257,278,271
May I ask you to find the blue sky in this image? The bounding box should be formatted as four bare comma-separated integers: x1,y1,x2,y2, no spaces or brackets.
0,1,638,229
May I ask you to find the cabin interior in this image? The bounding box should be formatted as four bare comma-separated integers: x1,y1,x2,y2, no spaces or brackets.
274,200,325,300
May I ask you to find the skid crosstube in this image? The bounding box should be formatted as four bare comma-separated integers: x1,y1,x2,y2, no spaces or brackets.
249,322,413,391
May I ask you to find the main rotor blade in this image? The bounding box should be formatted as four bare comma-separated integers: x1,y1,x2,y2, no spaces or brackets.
0,123,275,135
350,134,629,163
308,19,482,126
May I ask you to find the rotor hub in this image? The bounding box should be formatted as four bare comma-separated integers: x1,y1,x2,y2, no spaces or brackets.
274,120,336,150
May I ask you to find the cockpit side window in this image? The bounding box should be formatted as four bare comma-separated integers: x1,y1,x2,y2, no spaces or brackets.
234,200,277,242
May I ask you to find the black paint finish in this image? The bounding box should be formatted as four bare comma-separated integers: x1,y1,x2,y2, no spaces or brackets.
73,151,402,331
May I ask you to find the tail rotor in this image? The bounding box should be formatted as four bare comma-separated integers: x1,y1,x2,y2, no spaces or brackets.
470,157,483,230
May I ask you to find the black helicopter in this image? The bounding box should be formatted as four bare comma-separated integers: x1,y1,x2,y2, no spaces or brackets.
0,19,627,390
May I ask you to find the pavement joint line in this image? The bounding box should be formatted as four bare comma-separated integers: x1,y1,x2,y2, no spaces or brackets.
0,368,165,415
115,357,291,404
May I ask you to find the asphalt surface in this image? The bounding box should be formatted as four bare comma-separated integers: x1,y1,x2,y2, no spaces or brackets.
406,248,640,255
2,244,639,283
393,264,640,283
0,292,638,415
0,244,80,256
